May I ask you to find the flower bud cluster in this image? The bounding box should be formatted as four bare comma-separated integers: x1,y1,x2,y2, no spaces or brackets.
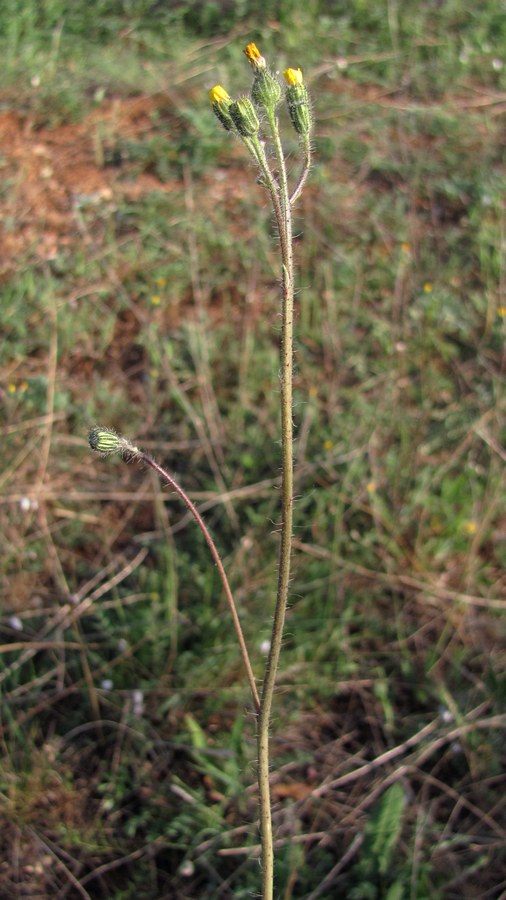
209,44,312,139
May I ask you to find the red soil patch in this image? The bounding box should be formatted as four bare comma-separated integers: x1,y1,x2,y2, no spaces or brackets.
0,95,180,276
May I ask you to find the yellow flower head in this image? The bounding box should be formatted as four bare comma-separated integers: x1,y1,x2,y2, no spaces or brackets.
244,42,266,69
463,520,478,536
283,68,303,86
209,84,231,105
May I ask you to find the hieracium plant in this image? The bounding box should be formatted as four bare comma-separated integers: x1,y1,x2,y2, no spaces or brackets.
88,42,312,899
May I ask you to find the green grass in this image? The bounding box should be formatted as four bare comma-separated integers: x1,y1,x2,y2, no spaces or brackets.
1,2,505,897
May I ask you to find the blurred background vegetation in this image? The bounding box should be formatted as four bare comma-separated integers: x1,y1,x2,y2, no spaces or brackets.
1,1,505,897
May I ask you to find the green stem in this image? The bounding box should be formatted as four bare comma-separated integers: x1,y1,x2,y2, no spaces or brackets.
247,135,284,249
290,134,312,206
141,452,260,713
257,109,295,900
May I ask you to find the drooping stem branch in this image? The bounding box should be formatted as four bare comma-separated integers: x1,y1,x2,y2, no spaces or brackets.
140,453,261,713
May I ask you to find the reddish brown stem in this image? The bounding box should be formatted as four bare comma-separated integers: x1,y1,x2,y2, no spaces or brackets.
140,452,260,713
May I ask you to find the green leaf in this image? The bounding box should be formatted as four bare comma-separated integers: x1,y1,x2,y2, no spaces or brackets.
367,782,406,876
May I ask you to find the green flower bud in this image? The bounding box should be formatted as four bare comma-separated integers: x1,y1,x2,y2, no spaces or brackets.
251,70,282,112
88,426,139,459
230,98,260,137
209,84,236,132
88,426,121,454
283,68,312,136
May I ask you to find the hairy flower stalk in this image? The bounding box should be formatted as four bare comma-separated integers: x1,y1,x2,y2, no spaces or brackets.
210,45,312,898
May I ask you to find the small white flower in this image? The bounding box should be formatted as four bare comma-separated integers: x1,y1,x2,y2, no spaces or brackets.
101,679,113,691
260,639,271,656
179,860,195,877
9,615,23,631
132,689,144,716
19,496,38,511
